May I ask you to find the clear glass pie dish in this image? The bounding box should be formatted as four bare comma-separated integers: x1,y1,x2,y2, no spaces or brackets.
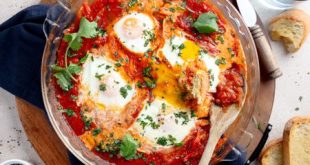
41,0,260,164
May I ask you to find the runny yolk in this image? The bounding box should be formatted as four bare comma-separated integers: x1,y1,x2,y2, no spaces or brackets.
180,40,200,62
152,63,187,109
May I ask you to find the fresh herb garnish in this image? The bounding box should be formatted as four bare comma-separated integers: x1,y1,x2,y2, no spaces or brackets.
120,87,128,98
190,110,196,118
99,84,107,92
156,136,168,146
138,115,160,130
115,62,122,67
193,12,219,34
169,7,176,12
215,57,226,66
97,29,106,37
142,67,152,78
145,79,156,89
120,134,139,160
82,115,93,130
64,17,99,52
216,35,224,44
95,140,121,155
161,103,167,111
95,73,104,80
92,128,102,136
128,0,138,7
138,119,148,129
62,17,101,81
126,85,132,90
136,81,143,88
227,48,235,57
51,64,81,91
143,30,155,47
174,112,190,125
79,54,89,64
156,135,182,147
70,95,78,101
64,109,75,117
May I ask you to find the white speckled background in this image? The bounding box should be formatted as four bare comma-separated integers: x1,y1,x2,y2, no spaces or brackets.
0,0,309,164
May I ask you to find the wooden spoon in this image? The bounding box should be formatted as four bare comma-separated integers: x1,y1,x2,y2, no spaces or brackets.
199,105,240,165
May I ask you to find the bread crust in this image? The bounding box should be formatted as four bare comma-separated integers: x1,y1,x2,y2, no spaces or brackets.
269,9,310,51
283,117,310,165
259,138,283,165
270,9,310,33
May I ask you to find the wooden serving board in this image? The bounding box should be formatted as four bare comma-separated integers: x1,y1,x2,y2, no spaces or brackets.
15,0,275,164
16,98,70,165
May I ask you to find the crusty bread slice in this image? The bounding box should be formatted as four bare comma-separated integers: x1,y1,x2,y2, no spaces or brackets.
260,139,284,165
269,9,310,52
283,117,310,165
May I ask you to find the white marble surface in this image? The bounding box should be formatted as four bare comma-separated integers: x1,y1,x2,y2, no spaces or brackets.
250,0,310,142
0,0,309,164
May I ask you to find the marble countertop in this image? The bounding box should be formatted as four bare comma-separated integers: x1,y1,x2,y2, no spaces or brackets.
0,0,309,164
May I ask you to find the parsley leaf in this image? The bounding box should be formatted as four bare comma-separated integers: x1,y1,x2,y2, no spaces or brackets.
156,135,181,147
79,54,89,64
67,64,82,74
64,17,99,51
120,87,128,98
120,134,139,160
64,109,75,117
53,72,72,91
99,84,107,92
82,115,93,130
128,0,138,7
156,137,168,146
174,112,190,125
142,67,152,78
215,57,226,66
92,128,102,136
193,12,219,34
51,64,81,91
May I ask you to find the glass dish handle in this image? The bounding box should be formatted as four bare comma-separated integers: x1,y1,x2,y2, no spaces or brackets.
220,130,254,163
43,1,74,39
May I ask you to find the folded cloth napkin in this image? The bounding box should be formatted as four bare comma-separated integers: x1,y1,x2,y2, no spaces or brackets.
0,4,246,165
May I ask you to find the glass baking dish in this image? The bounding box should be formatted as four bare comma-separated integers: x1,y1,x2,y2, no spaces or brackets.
41,0,260,164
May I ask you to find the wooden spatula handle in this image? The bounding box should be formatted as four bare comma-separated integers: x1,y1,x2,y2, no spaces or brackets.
250,25,282,79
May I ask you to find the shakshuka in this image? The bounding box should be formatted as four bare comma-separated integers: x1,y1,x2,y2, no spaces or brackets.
51,0,247,164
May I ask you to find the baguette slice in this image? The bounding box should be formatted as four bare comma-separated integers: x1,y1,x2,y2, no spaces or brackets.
283,117,310,165
260,139,284,165
269,9,310,52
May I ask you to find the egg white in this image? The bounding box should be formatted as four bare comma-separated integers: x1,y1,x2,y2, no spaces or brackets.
114,12,155,54
199,51,221,93
161,35,186,66
132,99,196,150
78,54,135,111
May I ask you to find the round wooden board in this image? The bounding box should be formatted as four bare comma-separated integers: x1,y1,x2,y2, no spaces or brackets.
16,98,70,165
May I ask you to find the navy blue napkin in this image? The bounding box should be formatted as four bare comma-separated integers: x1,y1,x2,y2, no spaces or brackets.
0,4,246,165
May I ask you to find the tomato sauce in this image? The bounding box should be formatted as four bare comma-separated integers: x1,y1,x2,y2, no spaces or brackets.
53,0,246,164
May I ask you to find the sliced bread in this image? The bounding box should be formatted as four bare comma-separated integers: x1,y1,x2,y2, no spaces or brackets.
283,117,310,165
260,139,284,165
269,9,310,52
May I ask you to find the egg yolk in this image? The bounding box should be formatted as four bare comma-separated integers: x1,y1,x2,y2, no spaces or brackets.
152,63,187,109
180,40,200,61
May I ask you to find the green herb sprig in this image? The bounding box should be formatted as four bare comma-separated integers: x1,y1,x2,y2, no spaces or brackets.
193,12,219,34
51,64,81,91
